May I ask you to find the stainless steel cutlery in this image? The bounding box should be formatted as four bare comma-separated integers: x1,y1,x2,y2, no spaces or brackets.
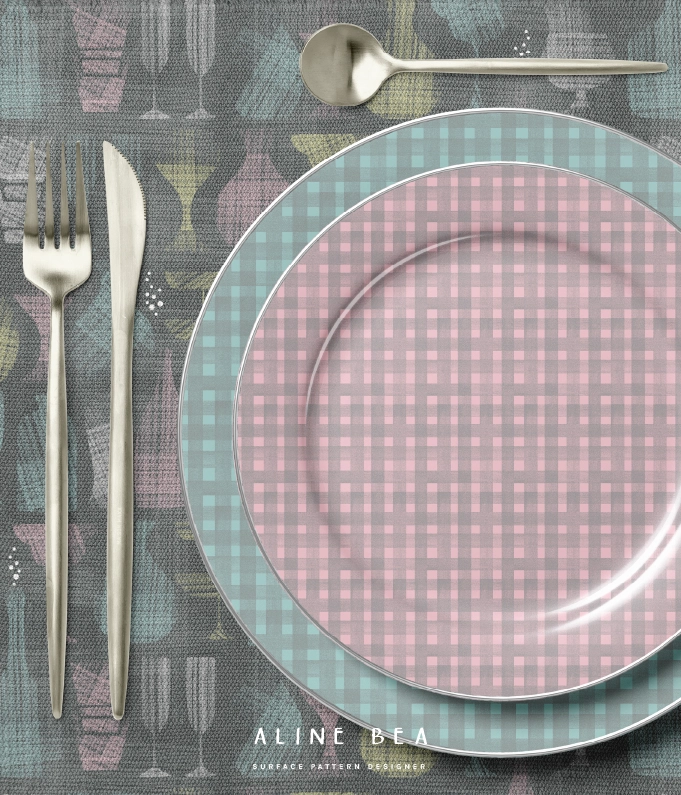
103,142,147,721
300,23,668,106
22,142,92,718
22,141,145,721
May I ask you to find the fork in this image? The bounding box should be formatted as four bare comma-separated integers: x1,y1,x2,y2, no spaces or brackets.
23,142,91,719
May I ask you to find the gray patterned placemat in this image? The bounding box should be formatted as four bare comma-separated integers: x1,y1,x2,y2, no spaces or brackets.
1,0,681,791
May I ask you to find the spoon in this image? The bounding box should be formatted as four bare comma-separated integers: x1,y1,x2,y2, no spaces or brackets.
300,23,668,107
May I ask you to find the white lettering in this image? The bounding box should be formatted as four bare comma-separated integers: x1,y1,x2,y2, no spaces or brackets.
393,727,404,745
254,728,266,745
372,728,385,744
275,728,284,745
415,727,428,745
334,727,344,744
310,727,325,745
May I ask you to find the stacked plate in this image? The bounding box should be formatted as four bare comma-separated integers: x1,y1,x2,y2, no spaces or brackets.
180,109,681,756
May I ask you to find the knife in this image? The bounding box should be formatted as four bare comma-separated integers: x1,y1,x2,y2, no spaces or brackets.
103,141,146,720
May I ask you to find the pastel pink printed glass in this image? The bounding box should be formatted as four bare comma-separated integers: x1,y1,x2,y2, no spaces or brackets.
236,163,681,699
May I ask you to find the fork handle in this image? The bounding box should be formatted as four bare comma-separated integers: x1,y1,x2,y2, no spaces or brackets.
46,297,68,719
107,323,134,720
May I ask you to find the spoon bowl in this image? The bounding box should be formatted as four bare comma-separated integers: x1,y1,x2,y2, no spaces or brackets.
300,24,393,106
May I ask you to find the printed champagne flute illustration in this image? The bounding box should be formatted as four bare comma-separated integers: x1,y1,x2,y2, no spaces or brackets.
186,656,216,777
185,0,215,119
140,0,170,119
140,656,171,777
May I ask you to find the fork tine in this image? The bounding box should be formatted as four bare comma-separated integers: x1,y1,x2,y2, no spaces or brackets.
44,142,54,245
74,142,89,240
60,142,69,247
24,142,39,239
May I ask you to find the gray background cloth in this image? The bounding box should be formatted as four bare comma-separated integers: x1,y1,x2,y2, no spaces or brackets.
0,0,680,791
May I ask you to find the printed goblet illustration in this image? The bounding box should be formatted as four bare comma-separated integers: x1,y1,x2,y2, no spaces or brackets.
140,656,171,777
186,656,216,777
547,32,613,112
545,3,613,114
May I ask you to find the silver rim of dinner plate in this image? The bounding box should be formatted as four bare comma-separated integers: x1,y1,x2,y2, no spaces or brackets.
178,107,681,756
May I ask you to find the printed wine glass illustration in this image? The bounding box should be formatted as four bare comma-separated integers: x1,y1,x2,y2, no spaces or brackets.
186,656,216,777
140,656,171,777
140,0,171,119
185,0,215,119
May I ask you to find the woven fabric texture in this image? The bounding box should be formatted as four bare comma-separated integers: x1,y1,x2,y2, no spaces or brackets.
1,0,681,791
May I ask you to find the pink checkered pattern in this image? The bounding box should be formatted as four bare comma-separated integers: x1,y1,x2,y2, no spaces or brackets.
237,164,681,699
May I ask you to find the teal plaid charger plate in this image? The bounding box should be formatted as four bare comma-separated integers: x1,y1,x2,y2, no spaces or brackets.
180,109,681,756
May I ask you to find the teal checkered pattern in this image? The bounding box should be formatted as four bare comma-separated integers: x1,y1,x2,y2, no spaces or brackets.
181,110,681,755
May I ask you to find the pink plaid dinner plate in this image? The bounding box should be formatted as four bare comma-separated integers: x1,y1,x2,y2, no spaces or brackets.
235,162,681,700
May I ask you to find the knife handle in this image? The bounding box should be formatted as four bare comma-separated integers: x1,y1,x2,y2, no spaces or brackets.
107,323,134,720
45,297,68,719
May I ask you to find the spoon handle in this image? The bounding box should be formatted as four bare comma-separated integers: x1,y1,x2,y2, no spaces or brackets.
392,57,667,75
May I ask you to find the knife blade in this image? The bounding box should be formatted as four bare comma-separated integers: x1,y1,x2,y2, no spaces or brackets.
103,141,146,720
